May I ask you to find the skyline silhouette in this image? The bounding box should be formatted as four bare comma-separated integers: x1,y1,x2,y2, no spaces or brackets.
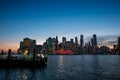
0,34,119,51
0,0,120,50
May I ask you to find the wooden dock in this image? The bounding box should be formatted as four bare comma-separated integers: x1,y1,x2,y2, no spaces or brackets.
0,59,47,68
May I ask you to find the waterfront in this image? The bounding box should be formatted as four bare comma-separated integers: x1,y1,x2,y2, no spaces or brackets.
0,55,120,80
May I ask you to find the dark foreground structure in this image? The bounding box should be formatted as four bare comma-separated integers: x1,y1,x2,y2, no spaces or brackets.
0,49,47,68
0,59,47,68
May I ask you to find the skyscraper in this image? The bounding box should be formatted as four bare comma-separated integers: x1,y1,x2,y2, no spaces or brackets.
80,34,84,48
52,38,56,54
55,36,59,50
70,38,74,43
79,35,84,54
91,38,94,47
56,36,58,44
62,37,66,43
93,34,97,47
47,37,53,54
92,34,98,54
75,37,78,47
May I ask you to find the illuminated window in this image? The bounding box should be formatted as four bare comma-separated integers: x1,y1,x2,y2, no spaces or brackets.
24,50,28,55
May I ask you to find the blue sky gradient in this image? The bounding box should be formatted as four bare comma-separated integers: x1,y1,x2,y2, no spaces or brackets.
0,0,120,50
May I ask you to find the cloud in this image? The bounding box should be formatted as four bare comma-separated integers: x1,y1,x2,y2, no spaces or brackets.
85,35,119,48
97,35,118,47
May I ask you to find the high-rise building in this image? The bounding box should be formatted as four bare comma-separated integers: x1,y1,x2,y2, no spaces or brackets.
18,38,36,55
80,35,84,54
80,34,84,48
55,36,59,50
62,37,66,43
70,39,74,43
74,37,79,53
93,34,97,47
47,37,53,54
91,38,94,47
56,36,58,44
75,37,78,48
92,34,98,54
52,38,56,54
45,36,59,54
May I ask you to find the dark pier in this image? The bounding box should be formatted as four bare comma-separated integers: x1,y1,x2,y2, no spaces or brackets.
0,49,47,68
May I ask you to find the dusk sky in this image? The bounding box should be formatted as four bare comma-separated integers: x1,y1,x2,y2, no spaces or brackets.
0,0,120,51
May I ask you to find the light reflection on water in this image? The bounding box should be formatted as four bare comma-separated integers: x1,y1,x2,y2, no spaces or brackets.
0,55,120,80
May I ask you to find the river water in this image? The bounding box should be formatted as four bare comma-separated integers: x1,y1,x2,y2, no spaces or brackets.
0,55,120,80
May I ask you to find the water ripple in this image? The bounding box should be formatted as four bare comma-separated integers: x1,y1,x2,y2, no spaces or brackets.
0,55,120,80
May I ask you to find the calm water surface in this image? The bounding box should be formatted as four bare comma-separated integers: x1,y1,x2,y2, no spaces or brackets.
0,55,120,80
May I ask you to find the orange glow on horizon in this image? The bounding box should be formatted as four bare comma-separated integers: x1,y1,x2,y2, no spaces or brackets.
99,45,113,49
0,42,19,52
107,45,113,49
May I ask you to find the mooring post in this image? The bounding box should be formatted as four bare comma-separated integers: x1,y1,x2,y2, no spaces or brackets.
1,50,4,55
33,49,36,61
8,49,11,60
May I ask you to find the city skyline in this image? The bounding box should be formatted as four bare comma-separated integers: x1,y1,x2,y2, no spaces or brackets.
0,34,118,55
0,34,119,51
0,0,120,50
